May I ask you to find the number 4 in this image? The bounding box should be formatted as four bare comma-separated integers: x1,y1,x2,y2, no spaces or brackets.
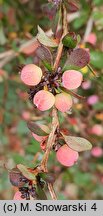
91,203,97,211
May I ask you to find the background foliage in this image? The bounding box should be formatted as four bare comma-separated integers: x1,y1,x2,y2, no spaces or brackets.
0,0,103,199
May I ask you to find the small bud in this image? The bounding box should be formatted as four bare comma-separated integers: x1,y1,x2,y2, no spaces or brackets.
62,32,77,49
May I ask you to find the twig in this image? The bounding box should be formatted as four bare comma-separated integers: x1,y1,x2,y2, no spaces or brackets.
61,87,86,100
41,4,68,173
68,90,86,100
87,64,98,77
53,4,68,71
41,108,59,172
47,183,57,200
40,4,68,200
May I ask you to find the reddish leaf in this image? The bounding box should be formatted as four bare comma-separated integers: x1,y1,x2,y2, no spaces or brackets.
68,48,90,68
35,45,53,64
9,168,25,187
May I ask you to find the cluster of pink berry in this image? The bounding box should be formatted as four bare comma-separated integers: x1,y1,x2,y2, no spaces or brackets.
20,64,83,112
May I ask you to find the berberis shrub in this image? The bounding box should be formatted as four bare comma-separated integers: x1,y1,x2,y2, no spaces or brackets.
9,0,94,200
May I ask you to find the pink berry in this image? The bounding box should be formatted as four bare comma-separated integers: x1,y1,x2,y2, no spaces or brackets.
13,191,25,200
91,124,103,136
20,64,42,86
55,93,73,112
91,147,103,157
87,95,99,105
56,144,79,167
33,90,55,111
62,70,83,90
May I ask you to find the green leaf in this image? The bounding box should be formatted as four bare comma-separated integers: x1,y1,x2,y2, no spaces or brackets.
90,51,103,69
42,61,53,71
37,26,57,47
62,64,80,72
61,134,92,152
27,121,49,136
17,164,36,181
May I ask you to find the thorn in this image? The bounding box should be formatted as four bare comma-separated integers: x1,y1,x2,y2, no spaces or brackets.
69,90,86,100
87,64,99,77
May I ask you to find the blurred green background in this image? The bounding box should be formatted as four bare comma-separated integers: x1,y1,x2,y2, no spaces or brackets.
0,0,103,200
